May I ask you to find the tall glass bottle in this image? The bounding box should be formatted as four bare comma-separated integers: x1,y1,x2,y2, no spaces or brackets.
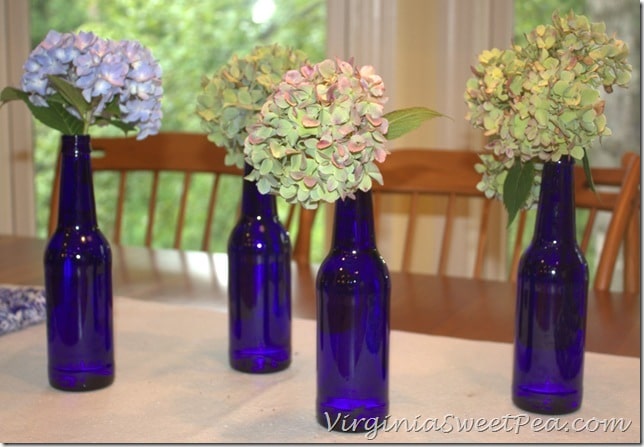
44,135,114,391
316,190,391,432
513,157,589,414
228,164,291,373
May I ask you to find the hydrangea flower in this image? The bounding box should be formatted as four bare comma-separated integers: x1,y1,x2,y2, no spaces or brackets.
1,30,163,140
196,44,308,168
464,11,631,224
244,57,442,209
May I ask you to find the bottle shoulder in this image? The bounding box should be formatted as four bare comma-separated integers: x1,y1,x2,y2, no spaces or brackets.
518,241,588,280
316,248,390,296
45,227,112,257
228,217,290,253
318,248,389,277
521,240,587,262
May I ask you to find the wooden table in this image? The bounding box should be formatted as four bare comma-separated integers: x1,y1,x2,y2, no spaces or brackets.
0,234,639,357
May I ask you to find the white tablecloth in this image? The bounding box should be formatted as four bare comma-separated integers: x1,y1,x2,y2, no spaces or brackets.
0,297,639,443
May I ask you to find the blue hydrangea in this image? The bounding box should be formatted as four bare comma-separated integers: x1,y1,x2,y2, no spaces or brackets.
19,30,163,139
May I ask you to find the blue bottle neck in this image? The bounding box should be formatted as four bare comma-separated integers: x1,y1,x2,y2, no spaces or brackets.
331,190,376,250
532,157,577,243
241,163,276,217
57,135,98,229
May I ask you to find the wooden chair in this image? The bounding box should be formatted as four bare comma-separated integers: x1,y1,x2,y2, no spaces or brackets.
293,148,641,292
292,148,491,275
49,132,245,251
510,151,640,292
291,207,319,264
49,132,315,253
369,148,493,277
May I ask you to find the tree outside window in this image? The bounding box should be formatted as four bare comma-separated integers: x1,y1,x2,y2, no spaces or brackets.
29,0,327,258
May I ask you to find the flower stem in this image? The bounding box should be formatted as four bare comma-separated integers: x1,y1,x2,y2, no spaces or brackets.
82,111,92,136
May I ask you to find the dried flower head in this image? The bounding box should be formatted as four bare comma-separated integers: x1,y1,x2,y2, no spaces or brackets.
1,30,163,139
464,10,631,224
196,44,308,168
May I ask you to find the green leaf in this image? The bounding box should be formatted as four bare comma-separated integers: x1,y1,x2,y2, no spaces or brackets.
384,106,446,140
104,95,122,115
581,149,596,193
47,75,92,116
1,86,26,104
503,160,535,227
0,86,83,134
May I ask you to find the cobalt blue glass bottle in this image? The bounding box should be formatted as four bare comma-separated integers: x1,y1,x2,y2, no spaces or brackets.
316,190,391,432
513,156,589,414
44,135,114,391
228,164,291,373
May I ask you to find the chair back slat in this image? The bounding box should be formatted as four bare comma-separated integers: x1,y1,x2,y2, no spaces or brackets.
284,205,296,231
202,174,221,251
401,192,419,273
579,208,597,253
509,211,527,281
145,171,160,246
623,202,640,293
437,193,456,275
593,153,640,292
474,199,492,279
113,171,127,245
372,191,383,237
292,208,317,264
48,155,62,233
173,172,192,249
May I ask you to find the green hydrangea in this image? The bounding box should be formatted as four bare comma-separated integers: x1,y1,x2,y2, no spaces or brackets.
196,44,308,168
464,10,631,224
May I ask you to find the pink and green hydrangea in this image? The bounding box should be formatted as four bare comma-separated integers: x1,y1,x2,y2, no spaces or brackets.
244,58,392,209
245,57,442,208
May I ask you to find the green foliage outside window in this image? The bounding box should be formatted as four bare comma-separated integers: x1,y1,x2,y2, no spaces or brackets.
513,0,586,45
29,0,327,259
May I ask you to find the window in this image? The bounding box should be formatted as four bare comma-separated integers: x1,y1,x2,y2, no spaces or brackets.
29,0,327,257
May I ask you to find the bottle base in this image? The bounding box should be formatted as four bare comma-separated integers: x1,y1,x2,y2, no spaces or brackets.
49,367,114,392
317,399,388,433
229,348,290,374
513,385,581,415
